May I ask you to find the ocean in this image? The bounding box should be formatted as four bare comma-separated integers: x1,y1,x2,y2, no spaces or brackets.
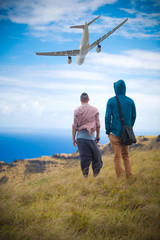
0,128,108,163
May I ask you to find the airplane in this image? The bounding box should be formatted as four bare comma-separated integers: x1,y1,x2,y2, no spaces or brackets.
35,15,128,65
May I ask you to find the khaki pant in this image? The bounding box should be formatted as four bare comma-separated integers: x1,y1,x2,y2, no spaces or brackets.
109,134,132,178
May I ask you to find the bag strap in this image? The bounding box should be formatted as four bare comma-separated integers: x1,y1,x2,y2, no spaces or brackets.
115,96,124,126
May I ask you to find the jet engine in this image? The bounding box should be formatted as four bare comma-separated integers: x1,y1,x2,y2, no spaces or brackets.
68,56,72,64
96,44,101,53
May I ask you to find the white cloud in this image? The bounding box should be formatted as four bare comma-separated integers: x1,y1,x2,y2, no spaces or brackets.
0,0,117,26
87,50,160,71
0,49,159,94
120,8,137,14
118,1,160,39
32,100,44,116
101,13,160,39
0,102,14,115
1,0,159,41
0,48,159,132
132,93,160,133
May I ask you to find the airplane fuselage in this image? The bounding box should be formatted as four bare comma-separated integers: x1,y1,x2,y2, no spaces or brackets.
76,22,90,65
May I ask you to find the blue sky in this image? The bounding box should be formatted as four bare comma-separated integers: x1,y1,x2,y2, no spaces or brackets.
0,0,160,135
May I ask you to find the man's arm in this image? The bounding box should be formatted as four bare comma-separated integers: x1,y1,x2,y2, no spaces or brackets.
72,109,78,147
131,101,136,127
72,128,77,147
105,100,112,134
96,126,100,143
95,112,100,143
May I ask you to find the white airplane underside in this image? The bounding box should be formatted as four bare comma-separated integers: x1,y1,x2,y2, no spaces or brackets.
36,16,128,65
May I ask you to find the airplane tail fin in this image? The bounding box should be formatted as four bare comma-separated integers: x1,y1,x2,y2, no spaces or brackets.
70,15,101,29
70,25,84,29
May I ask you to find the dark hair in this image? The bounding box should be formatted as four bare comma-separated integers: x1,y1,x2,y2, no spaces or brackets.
80,93,89,102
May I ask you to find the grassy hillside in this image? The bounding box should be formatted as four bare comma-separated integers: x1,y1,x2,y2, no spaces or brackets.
0,138,160,240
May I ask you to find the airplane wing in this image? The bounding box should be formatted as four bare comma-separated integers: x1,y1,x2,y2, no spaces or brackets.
36,49,80,56
89,18,128,51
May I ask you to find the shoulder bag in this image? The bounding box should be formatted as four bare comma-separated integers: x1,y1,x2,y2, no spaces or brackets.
115,96,136,145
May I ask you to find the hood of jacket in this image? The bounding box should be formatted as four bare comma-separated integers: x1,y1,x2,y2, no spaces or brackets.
114,79,126,96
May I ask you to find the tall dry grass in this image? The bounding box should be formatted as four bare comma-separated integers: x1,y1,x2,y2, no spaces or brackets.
0,149,160,240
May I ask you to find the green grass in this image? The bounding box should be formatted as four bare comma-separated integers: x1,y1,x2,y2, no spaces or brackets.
0,149,160,240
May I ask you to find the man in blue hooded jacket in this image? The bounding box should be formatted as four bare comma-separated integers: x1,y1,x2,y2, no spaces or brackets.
105,80,136,178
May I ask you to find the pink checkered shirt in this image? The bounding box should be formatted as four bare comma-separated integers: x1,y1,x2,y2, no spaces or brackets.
72,103,100,136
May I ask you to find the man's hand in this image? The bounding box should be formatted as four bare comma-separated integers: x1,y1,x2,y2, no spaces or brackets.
72,128,77,147
96,137,100,144
96,127,100,144
73,139,77,147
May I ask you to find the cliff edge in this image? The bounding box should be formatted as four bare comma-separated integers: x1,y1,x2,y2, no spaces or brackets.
0,135,159,183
